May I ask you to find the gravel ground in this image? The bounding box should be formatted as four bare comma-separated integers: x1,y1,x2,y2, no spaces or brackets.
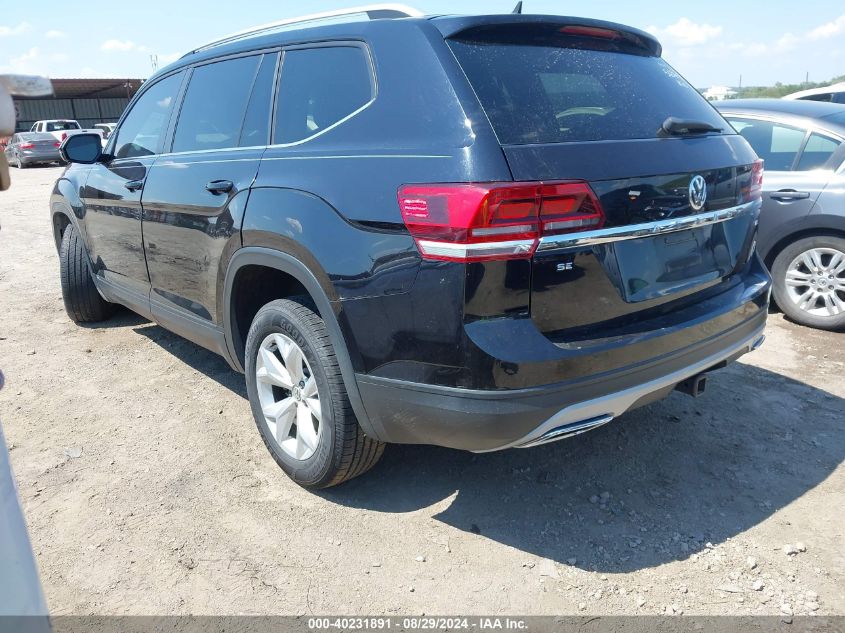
1,165,843,617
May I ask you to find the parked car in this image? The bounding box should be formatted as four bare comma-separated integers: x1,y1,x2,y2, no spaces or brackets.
4,132,62,168
29,119,102,143
2,74,53,190
783,82,845,105
52,7,770,488
94,122,117,148
94,122,116,140
716,99,845,330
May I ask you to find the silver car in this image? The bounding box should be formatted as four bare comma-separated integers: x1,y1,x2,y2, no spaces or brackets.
716,99,845,331
3,132,63,168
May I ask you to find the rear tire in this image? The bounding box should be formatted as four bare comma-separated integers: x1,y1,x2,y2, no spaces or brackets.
59,224,116,323
771,235,845,331
245,297,384,488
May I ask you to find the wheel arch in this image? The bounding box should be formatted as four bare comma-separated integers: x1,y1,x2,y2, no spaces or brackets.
763,219,845,269
223,247,382,440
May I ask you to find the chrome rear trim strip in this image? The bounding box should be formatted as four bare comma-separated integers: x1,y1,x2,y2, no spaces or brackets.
516,414,614,449
536,200,759,252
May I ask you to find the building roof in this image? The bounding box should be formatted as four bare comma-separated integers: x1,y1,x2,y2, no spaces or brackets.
46,78,144,99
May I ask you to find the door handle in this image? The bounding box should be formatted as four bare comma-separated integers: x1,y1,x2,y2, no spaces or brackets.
124,179,143,192
205,179,234,195
770,189,810,201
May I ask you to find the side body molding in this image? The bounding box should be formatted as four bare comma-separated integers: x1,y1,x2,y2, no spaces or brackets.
222,247,383,441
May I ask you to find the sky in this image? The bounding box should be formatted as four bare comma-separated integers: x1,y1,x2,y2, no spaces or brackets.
0,1,843,88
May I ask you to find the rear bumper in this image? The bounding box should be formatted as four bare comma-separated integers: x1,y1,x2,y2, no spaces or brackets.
356,260,771,451
20,151,60,164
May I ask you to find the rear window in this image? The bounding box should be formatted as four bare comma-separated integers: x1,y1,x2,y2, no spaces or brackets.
46,121,80,131
448,40,727,145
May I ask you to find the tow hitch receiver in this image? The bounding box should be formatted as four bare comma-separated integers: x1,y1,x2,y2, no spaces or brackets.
676,373,707,398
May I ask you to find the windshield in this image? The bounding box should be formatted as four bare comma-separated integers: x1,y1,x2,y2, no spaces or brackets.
449,40,728,145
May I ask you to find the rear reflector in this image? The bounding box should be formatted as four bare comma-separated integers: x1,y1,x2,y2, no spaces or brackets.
398,181,605,262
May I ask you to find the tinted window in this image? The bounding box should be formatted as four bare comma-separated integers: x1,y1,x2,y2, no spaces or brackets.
448,40,727,144
274,46,372,144
800,94,833,103
797,133,841,171
239,53,278,147
172,56,260,153
113,72,183,159
727,118,805,171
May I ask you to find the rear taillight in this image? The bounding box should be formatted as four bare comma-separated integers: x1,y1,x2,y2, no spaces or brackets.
19,142,34,150
60,132,67,142
741,159,764,203
53,141,61,148
398,181,605,262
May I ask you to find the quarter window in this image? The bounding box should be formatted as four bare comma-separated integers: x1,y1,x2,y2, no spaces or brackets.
239,53,278,147
274,46,373,144
172,55,261,153
112,72,183,159
796,133,841,171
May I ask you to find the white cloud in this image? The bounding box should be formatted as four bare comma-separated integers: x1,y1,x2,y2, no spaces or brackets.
101,39,137,52
100,39,149,54
647,18,723,46
809,13,845,39
0,46,70,76
45,29,66,39
0,21,30,37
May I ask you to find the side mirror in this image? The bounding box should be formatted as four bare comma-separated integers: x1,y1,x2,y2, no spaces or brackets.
61,133,103,164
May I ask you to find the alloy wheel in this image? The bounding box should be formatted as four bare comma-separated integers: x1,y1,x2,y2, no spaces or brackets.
784,247,845,317
254,332,322,461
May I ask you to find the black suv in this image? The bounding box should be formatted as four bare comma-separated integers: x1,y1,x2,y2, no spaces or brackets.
53,8,771,488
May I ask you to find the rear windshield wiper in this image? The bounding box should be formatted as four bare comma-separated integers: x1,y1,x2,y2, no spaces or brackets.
658,117,722,137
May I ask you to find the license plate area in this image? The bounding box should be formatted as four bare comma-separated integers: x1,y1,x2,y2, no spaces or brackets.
595,215,752,303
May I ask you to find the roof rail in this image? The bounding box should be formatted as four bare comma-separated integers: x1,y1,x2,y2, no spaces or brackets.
186,4,423,56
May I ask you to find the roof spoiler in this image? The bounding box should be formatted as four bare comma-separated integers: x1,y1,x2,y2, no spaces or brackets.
433,15,661,57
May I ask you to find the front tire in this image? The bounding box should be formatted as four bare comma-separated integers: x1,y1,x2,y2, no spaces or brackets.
59,224,116,323
772,235,845,331
245,297,384,488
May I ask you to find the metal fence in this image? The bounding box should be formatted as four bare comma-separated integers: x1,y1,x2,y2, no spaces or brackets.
13,97,130,132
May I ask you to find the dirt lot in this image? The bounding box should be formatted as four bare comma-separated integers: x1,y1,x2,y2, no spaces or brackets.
1,165,843,617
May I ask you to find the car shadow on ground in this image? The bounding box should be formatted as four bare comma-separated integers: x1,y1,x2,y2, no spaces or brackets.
120,320,844,574
131,322,248,398
77,306,146,330
322,362,844,574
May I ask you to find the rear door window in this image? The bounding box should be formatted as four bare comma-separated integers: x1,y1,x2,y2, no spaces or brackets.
274,46,373,144
727,118,805,171
448,38,727,144
172,55,262,153
796,133,841,171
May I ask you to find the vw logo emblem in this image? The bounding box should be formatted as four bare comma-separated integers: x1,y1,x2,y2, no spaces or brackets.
689,175,707,211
